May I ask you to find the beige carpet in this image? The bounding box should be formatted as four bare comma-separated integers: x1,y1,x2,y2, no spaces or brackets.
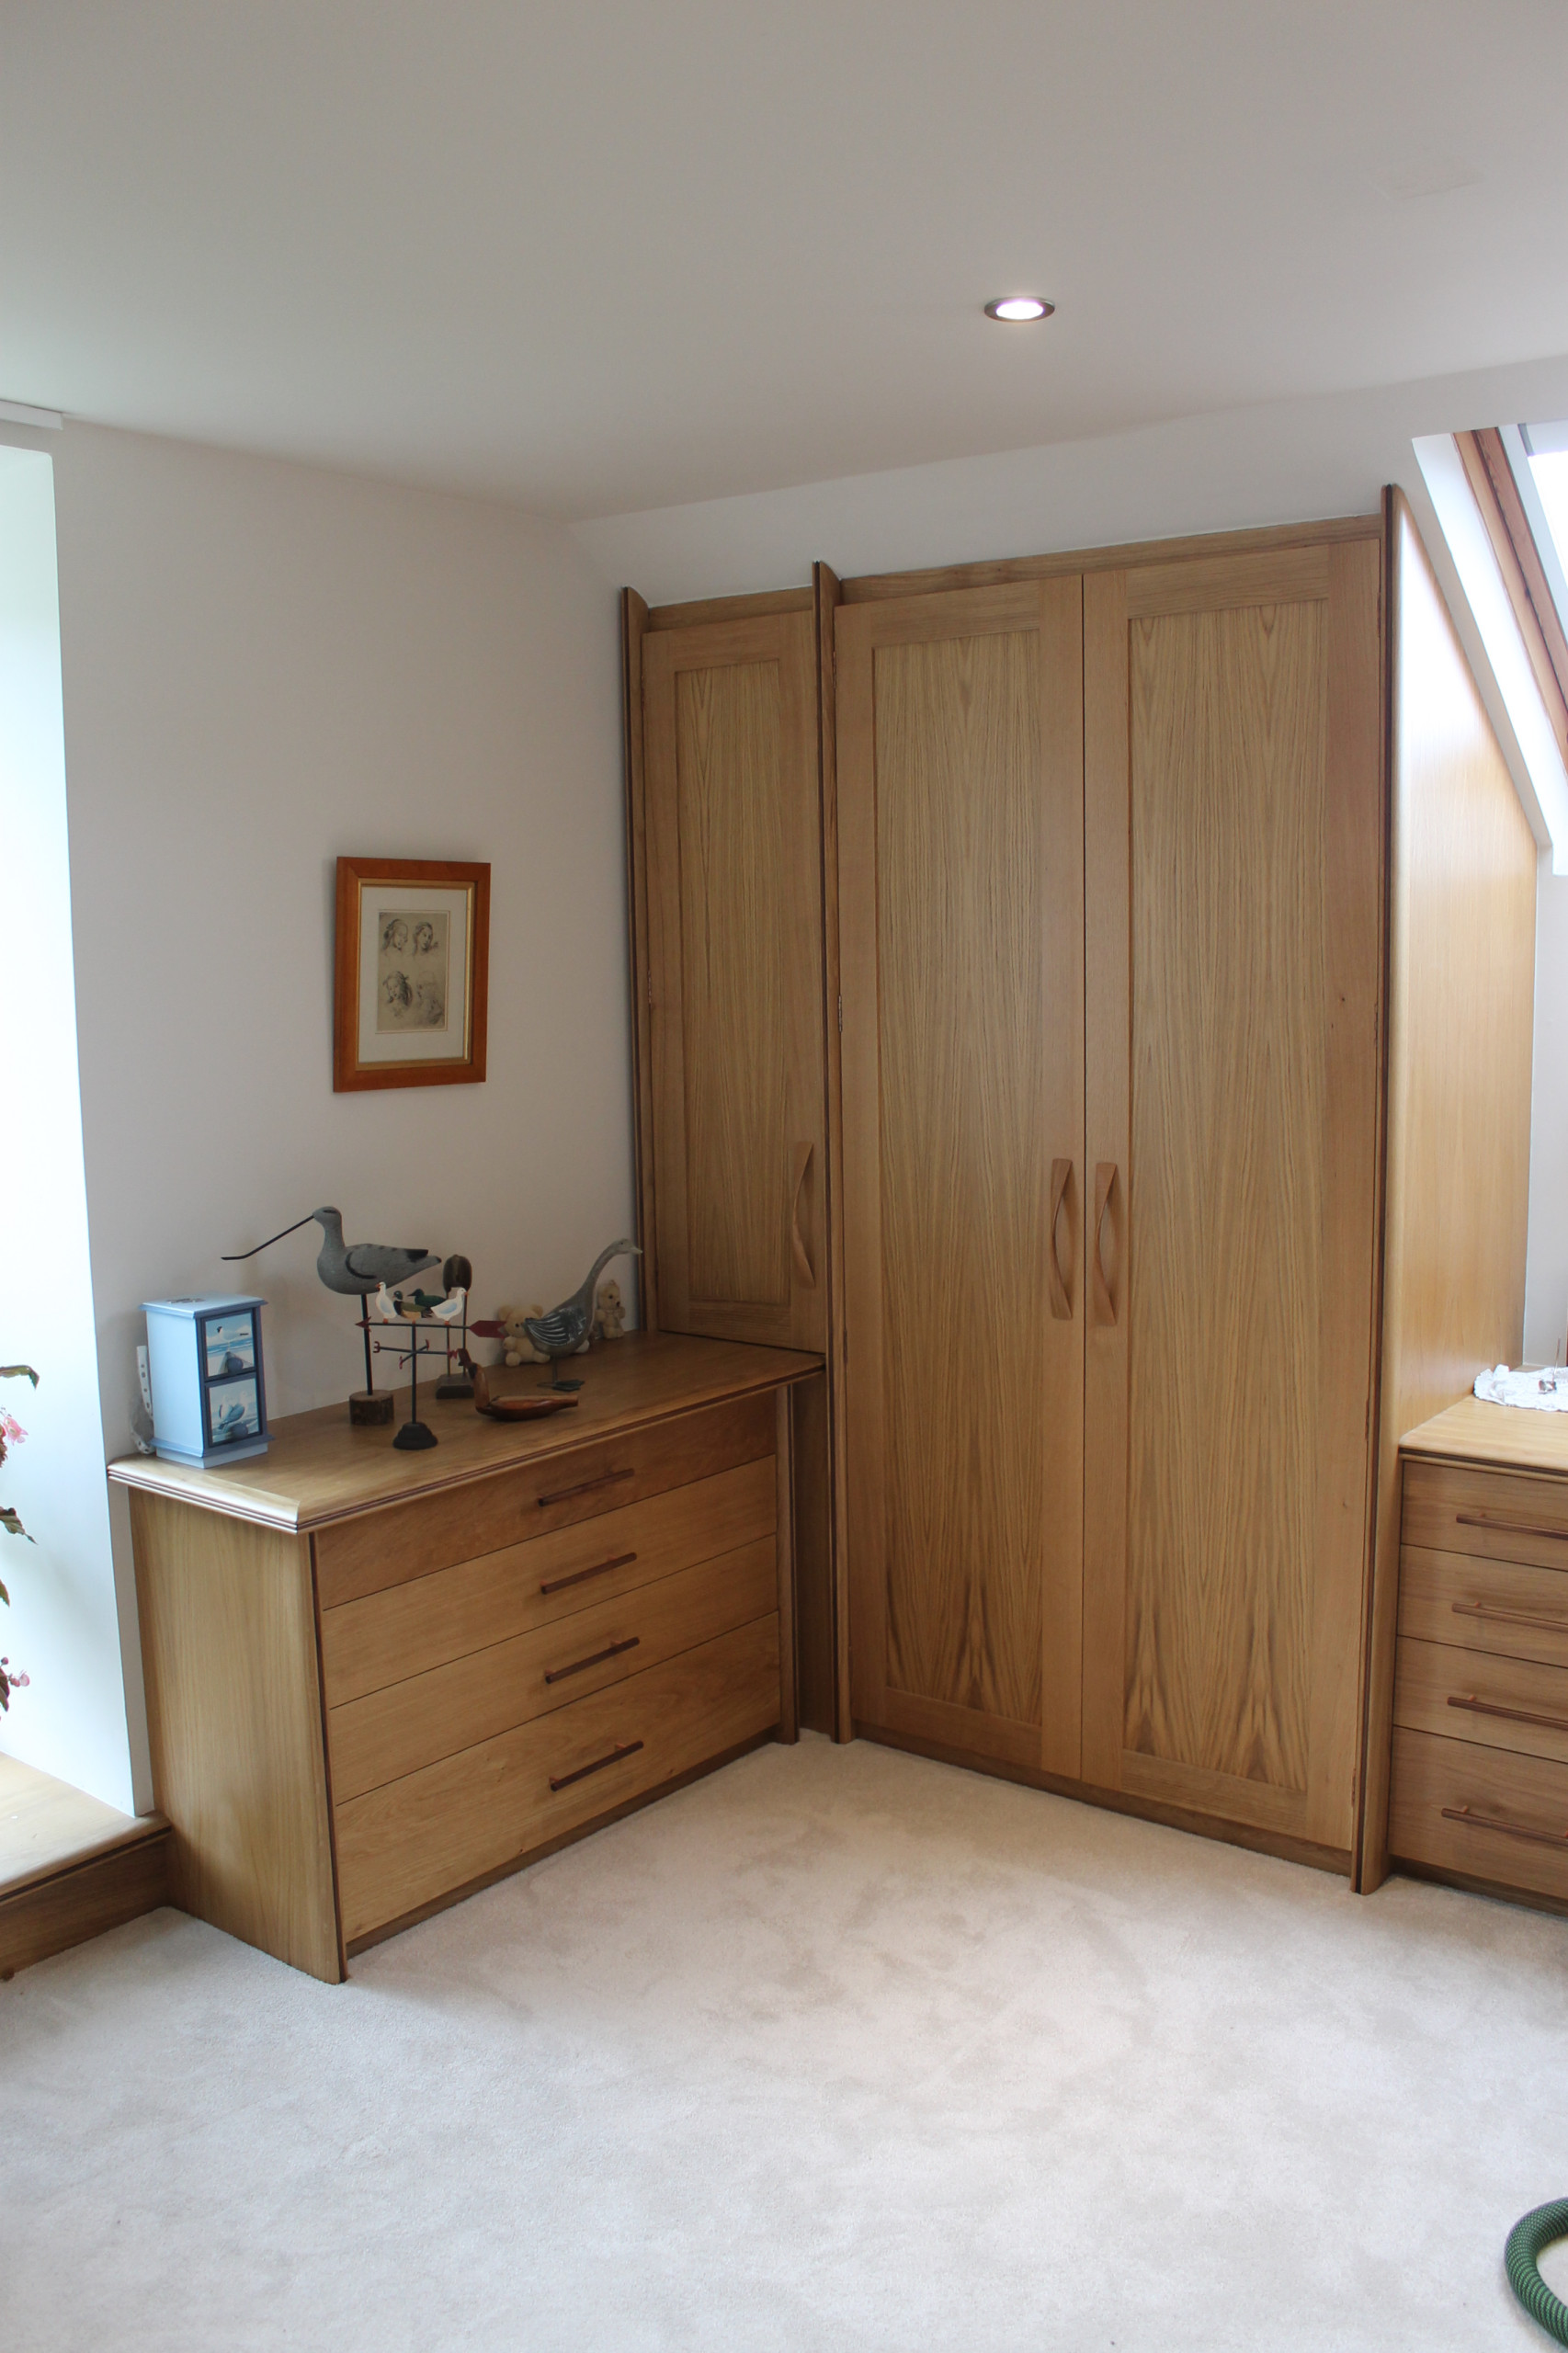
3,1733,1566,2350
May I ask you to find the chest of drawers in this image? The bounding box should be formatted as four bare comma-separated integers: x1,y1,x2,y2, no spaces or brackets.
1389,1404,1568,1915
111,1334,820,1980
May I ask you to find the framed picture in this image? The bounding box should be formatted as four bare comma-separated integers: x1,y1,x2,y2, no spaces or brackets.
334,856,490,1091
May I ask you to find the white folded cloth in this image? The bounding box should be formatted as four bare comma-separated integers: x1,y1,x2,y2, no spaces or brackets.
1473,1364,1568,1410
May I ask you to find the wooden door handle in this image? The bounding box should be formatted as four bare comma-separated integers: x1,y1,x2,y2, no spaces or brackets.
1047,1158,1073,1320
1451,1598,1568,1636
1093,1162,1119,1325
1448,1692,1568,1734
790,1142,815,1287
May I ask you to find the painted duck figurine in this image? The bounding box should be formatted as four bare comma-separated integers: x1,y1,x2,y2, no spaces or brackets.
526,1241,640,1390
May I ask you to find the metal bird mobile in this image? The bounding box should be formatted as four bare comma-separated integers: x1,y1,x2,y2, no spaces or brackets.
525,1240,641,1390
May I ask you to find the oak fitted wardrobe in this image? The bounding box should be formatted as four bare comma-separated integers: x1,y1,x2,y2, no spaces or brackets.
621,492,1539,1895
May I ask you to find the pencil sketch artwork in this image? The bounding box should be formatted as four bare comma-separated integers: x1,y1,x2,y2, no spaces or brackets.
376,907,450,1032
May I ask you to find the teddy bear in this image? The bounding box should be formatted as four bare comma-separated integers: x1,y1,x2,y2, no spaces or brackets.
493,1304,547,1366
594,1278,627,1341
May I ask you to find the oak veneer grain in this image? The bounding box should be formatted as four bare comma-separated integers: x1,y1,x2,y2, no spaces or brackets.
131,1490,343,1983
335,1612,780,1943
108,1331,820,1532
837,577,1085,1772
838,514,1381,607
1398,1543,1568,1671
1394,1635,1568,1769
1084,535,1382,1858
1389,1725,1568,1904
0,1829,172,1979
313,1390,775,1609
812,558,853,1743
1356,497,1538,1890
328,1537,778,1801
621,587,659,1331
642,609,826,1350
319,1453,777,1704
1401,1460,1568,1572
1400,1403,1568,1482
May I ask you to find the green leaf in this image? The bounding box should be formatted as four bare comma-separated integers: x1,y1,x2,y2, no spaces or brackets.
0,1366,39,1388
1,1506,31,1541
0,1574,8,1606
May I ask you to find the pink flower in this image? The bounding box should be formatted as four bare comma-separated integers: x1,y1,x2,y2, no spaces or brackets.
0,1414,25,1448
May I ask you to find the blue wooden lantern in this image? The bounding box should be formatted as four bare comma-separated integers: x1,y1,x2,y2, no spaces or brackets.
142,1295,270,1467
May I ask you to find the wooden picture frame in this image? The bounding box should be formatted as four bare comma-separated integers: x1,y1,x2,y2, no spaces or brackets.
333,856,490,1092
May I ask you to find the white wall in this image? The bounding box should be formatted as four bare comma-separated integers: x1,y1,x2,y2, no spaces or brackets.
1,420,630,1809
0,445,131,1809
577,347,1568,1370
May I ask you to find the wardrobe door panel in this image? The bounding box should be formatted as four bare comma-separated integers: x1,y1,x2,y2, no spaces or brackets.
838,580,1085,1777
1083,540,1383,1854
642,610,826,1351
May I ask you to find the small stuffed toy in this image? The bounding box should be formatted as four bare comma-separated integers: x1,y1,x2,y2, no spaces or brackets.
494,1303,547,1366
595,1278,627,1341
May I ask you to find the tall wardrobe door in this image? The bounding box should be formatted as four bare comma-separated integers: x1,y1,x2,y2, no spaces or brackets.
837,579,1085,1776
642,609,826,1351
1082,539,1383,1856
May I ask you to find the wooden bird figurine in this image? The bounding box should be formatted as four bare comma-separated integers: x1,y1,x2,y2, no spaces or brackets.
525,1241,640,1390
223,1208,440,1399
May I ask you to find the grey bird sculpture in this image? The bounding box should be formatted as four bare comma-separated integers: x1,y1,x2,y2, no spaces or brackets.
223,1208,438,1395
525,1240,641,1391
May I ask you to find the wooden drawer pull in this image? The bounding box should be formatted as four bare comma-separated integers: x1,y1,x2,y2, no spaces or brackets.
549,1738,644,1794
1441,1802,1568,1849
1451,1599,1568,1635
1448,1693,1568,1734
1047,1157,1072,1321
536,1467,635,1509
1455,1512,1568,1543
539,1550,637,1597
790,1142,816,1288
544,1635,641,1686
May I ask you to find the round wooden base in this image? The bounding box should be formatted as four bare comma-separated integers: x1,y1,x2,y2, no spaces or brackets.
392,1419,438,1451
348,1391,395,1427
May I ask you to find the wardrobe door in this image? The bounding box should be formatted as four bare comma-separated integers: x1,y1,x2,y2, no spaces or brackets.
837,579,1085,1776
1082,539,1383,1857
642,609,826,1351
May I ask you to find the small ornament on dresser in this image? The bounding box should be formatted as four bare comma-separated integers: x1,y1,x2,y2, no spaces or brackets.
525,1241,641,1392
493,1304,548,1366
594,1279,627,1341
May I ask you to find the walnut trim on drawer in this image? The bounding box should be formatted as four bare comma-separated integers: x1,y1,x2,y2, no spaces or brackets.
334,1613,781,1945
313,1391,773,1608
320,1454,776,1707
327,1536,777,1800
1403,1460,1568,1573
1395,1636,1568,1768
1389,1726,1568,1904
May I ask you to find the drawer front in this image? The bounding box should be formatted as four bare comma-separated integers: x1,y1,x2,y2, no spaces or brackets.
335,1613,780,1945
1394,1636,1568,1768
329,1536,777,1800
321,1454,776,1706
1398,1544,1568,1672
1403,1460,1568,1574
1388,1726,1568,1904
314,1391,773,1608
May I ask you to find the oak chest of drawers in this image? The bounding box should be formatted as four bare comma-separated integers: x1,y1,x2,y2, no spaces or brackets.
111,1334,821,1980
1389,1400,1568,1915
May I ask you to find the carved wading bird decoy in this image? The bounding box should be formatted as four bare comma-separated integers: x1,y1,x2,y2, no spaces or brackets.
525,1240,641,1391
223,1208,438,1403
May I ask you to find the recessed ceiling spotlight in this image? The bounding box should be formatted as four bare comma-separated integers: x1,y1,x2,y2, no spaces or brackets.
984,296,1054,323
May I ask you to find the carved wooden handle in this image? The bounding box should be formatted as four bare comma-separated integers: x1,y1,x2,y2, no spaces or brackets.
540,1550,637,1598
544,1635,641,1686
1451,1598,1568,1636
1441,1802,1568,1849
536,1467,634,1509
790,1142,815,1287
1448,1692,1568,1734
550,1738,645,1794
1093,1162,1119,1325
1048,1158,1072,1320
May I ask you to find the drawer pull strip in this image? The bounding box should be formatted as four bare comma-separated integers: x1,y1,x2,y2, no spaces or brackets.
1455,1512,1568,1543
540,1550,637,1597
537,1467,635,1509
1441,1802,1568,1849
549,1738,645,1794
1451,1599,1568,1636
544,1635,642,1686
1448,1693,1568,1734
